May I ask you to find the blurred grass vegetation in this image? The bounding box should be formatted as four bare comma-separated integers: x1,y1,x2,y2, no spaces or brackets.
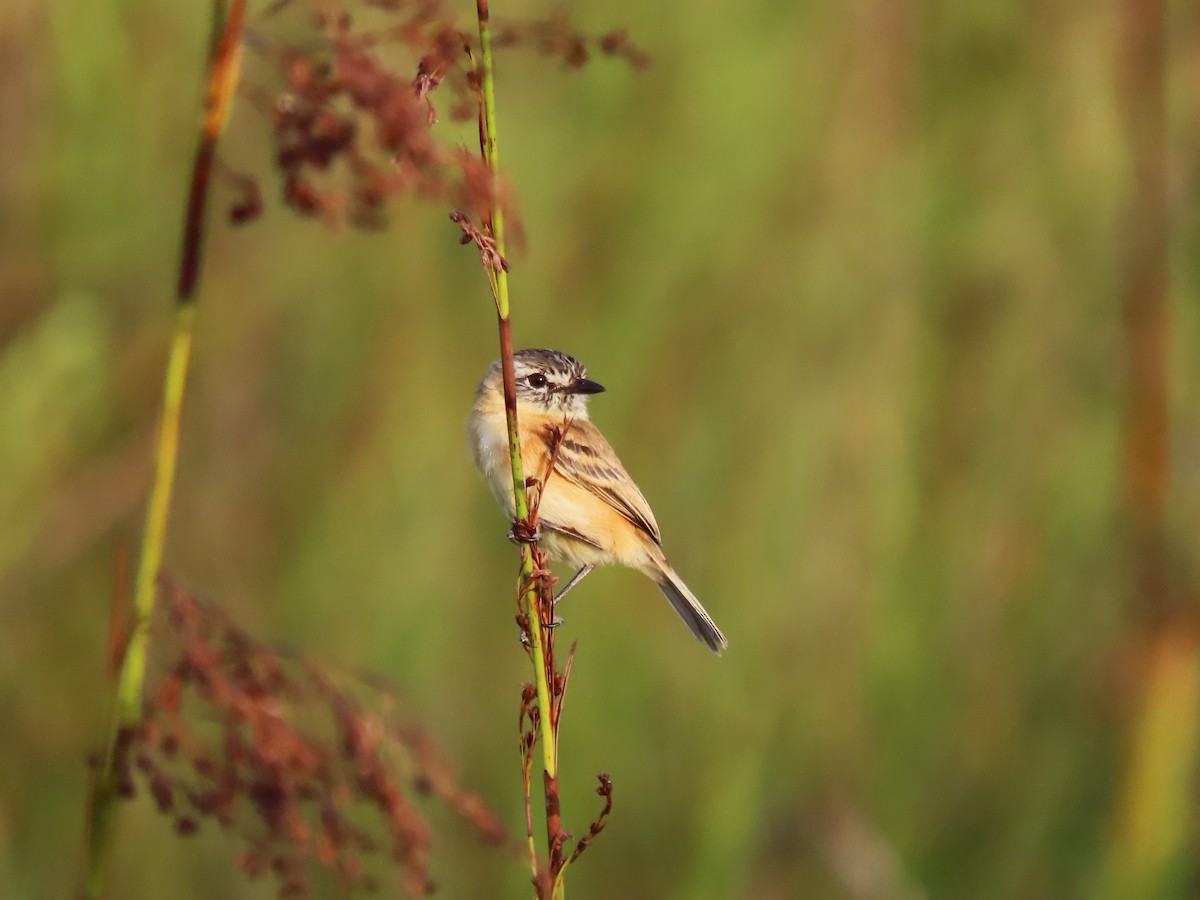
2,0,1199,897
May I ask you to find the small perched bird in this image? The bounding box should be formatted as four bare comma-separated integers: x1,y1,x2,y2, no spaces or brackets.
467,348,727,653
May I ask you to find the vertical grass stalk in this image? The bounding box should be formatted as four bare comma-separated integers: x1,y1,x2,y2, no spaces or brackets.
1103,0,1197,895
83,2,245,895
473,1,565,895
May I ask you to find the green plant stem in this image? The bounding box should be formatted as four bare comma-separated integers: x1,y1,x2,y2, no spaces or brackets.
83,3,244,895
123,304,195,713
84,303,195,898
474,2,563,895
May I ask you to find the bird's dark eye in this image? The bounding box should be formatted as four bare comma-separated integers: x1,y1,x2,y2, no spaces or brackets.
526,373,548,389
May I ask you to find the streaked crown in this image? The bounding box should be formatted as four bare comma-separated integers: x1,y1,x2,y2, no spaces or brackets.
480,348,605,417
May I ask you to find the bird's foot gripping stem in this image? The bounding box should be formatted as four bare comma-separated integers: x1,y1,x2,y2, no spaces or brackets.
507,519,541,545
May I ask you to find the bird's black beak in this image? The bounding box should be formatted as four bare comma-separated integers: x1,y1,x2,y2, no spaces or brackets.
569,378,606,395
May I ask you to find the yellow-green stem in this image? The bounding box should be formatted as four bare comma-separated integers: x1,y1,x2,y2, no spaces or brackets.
85,303,195,898
475,3,561,895
122,303,195,715
84,4,243,893
476,0,556,777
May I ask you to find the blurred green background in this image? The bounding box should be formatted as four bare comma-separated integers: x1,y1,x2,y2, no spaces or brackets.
3,0,1199,897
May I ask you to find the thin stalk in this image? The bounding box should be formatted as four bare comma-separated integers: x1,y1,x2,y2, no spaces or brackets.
474,1,564,894
1104,0,1194,894
118,304,196,714
83,2,245,895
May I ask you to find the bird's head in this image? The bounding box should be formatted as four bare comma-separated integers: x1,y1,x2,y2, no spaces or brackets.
480,348,605,419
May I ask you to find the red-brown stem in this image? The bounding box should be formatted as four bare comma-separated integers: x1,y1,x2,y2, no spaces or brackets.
1117,0,1168,620
105,544,129,676
497,315,519,432
544,770,565,877
472,0,568,887
1103,1,1198,892
177,0,246,301
177,140,217,300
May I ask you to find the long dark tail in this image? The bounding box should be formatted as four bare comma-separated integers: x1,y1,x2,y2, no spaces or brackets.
656,565,727,654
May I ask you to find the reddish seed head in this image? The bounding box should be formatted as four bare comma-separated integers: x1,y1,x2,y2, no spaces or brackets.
123,580,512,895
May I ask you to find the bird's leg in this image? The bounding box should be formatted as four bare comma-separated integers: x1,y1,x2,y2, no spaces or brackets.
553,564,595,606
540,564,595,630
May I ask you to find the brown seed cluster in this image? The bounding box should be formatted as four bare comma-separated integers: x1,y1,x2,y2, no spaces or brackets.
225,0,647,234
113,579,510,898
491,17,651,71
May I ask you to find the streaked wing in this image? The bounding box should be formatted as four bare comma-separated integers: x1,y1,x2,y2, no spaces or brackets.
545,521,605,550
546,419,662,545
